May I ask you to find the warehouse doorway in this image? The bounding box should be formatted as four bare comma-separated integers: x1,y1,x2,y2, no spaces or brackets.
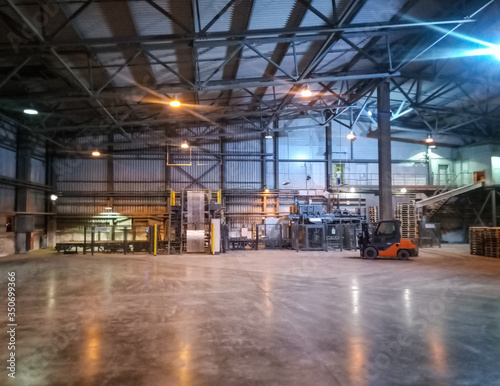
437,164,449,186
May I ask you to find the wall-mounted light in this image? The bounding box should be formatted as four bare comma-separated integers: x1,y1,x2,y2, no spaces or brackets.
346,131,356,141
425,134,434,144
50,194,58,201
401,187,407,193
23,108,38,115
91,150,101,157
180,141,189,149
301,85,312,98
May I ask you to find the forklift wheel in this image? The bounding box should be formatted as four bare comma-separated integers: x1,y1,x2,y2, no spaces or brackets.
397,249,410,260
364,246,377,260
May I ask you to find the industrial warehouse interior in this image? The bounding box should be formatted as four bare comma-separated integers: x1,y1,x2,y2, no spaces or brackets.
1,0,500,385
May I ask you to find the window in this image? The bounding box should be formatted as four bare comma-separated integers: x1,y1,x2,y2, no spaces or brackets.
376,221,396,235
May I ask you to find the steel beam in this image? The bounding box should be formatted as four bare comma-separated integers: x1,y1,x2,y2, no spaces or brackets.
0,19,476,52
144,0,191,33
245,43,297,80
201,0,238,33
5,0,44,42
144,51,195,87
48,0,94,40
50,48,132,140
394,1,493,72
0,57,31,91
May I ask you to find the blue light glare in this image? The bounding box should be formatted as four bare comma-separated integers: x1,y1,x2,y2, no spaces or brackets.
464,46,500,60
399,11,499,61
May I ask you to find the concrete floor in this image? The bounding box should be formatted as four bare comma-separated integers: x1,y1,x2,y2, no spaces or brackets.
1,245,500,386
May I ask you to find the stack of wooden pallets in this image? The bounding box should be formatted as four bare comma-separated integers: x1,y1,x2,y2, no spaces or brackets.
395,203,418,239
368,206,379,223
484,227,500,258
469,227,487,256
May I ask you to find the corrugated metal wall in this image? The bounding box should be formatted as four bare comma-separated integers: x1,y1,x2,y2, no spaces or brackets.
30,158,46,184
48,118,438,220
0,148,16,178
28,190,46,213
55,158,108,191
114,158,165,191
0,186,15,213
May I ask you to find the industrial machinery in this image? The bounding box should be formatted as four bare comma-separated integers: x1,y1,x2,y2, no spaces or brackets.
358,220,418,259
288,200,364,251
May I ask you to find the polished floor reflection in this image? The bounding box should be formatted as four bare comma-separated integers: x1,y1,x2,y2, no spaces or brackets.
1,245,500,385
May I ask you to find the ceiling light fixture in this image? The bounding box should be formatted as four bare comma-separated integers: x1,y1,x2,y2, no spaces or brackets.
91,150,101,157
349,187,356,193
23,108,38,115
180,141,189,149
265,132,273,139
301,85,312,97
401,187,407,193
170,97,181,107
346,131,356,141
263,185,269,193
50,194,58,201
367,110,373,116
425,134,434,144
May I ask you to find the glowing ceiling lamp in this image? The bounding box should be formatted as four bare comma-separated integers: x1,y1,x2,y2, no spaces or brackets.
346,131,356,141
170,98,181,107
401,187,407,193
349,187,356,193
263,185,269,193
425,134,434,144
50,194,58,201
180,141,189,149
301,85,312,98
91,150,101,157
23,108,38,115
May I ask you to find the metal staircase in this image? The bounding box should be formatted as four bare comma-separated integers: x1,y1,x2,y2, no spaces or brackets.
416,180,484,219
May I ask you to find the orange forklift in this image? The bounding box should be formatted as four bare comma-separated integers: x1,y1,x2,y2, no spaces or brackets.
359,220,418,259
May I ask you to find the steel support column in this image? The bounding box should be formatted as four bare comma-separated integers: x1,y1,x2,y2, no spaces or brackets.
273,120,279,189
261,136,266,189
492,188,497,227
377,80,393,220
15,130,33,253
326,122,333,190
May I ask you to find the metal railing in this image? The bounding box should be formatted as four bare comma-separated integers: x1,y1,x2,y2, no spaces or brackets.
339,172,474,187
429,172,473,189
341,173,428,186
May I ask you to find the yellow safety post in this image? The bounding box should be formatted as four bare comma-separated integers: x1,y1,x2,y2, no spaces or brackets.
217,189,222,204
170,190,176,206
154,224,158,256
